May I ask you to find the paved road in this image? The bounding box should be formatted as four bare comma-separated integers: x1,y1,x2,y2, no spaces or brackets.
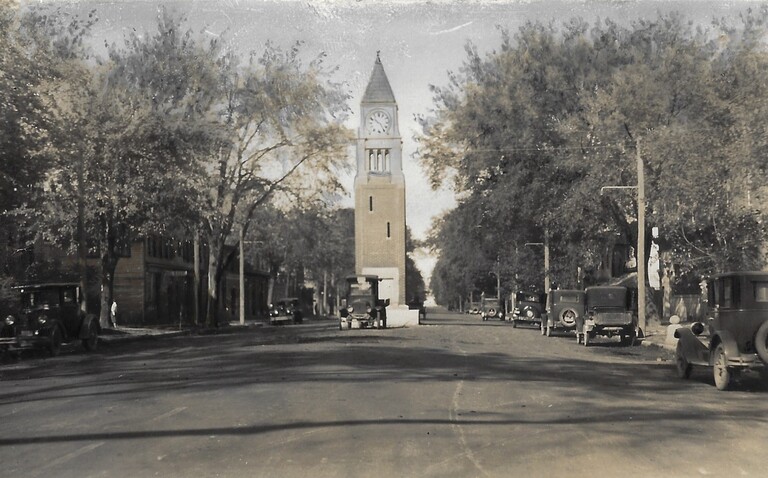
0,308,766,478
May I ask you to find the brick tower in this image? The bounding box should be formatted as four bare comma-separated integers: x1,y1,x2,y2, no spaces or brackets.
354,52,406,306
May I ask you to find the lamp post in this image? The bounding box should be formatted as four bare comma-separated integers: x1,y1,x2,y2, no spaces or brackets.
525,233,550,292
489,256,501,298
238,230,264,326
600,137,646,335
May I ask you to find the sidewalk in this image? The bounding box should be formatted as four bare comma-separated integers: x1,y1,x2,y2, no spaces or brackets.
99,318,268,344
640,322,678,351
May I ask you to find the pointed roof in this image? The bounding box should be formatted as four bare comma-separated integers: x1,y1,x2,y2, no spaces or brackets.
362,52,396,104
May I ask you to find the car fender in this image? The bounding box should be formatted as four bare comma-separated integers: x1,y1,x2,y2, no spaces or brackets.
78,314,99,340
674,327,709,366
708,329,740,366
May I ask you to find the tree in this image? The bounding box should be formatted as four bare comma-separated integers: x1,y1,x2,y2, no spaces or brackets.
418,11,768,306
185,41,353,326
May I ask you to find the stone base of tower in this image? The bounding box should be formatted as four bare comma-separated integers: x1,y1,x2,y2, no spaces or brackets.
385,306,420,328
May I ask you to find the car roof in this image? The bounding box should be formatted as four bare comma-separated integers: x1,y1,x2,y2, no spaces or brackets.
12,282,79,290
710,271,768,280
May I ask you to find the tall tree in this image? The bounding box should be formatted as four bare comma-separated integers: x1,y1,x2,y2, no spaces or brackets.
188,42,352,326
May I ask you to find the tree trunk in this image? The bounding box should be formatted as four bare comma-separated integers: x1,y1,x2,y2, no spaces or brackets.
205,249,221,328
99,250,118,329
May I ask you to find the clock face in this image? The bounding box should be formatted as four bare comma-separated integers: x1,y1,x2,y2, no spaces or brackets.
367,111,391,135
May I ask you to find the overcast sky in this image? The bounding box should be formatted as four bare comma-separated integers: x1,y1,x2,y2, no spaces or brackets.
26,0,765,281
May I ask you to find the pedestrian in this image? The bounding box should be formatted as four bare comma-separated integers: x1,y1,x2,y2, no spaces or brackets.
111,301,118,328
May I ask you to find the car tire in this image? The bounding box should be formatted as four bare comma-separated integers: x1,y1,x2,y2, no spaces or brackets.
545,325,552,337
713,343,732,391
82,321,99,352
755,321,768,365
675,342,692,379
49,326,62,357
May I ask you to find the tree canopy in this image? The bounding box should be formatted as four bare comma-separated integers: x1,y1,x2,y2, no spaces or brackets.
418,10,768,307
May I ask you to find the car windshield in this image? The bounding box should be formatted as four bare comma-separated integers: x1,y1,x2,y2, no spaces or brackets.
516,292,542,303
556,292,582,303
21,289,59,308
587,288,627,307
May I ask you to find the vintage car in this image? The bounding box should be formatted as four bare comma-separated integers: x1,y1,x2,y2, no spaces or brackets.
675,271,768,390
466,302,481,315
510,291,547,329
544,289,586,339
0,283,100,356
480,296,504,321
339,275,389,330
269,297,304,325
583,285,638,346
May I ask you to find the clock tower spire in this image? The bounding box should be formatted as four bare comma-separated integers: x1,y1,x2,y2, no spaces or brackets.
354,53,406,306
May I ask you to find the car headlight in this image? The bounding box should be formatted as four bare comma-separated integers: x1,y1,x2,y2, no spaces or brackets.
347,306,354,313
5,315,14,326
38,315,47,325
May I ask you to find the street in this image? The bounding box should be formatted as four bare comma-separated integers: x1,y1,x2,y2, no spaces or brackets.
1,308,766,478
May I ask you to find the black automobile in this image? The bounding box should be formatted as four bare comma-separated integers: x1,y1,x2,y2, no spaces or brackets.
269,297,303,325
0,283,100,356
481,296,504,321
510,291,547,329
675,271,768,390
583,286,638,346
544,289,586,340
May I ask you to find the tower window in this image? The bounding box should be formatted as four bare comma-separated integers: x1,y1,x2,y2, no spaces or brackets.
367,149,391,173
387,222,391,238
369,196,373,212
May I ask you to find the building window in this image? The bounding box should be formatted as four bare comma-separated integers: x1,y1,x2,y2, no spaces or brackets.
367,149,391,173
387,222,391,238
369,196,373,212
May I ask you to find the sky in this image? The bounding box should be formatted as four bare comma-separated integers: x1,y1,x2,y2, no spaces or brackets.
24,0,765,283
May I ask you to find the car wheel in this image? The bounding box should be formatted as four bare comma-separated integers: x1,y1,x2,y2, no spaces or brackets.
82,321,99,352
713,344,731,391
675,342,692,379
49,326,63,357
545,325,552,337
755,321,768,365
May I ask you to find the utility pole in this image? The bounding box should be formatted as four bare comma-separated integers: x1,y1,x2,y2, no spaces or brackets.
193,232,200,326
636,137,646,335
544,231,550,292
239,227,245,326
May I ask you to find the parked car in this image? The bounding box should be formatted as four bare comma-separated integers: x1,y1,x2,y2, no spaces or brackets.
480,296,504,321
0,283,100,356
544,289,586,339
583,286,638,346
339,275,389,330
269,297,303,325
408,298,427,321
510,291,547,329
675,271,768,390
466,302,480,315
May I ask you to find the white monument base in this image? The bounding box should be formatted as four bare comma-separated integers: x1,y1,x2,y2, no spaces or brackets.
385,306,420,327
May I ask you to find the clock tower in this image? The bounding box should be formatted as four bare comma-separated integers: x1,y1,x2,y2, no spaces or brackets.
355,53,407,306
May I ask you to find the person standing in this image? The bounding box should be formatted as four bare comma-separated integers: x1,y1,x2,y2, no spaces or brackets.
111,301,118,328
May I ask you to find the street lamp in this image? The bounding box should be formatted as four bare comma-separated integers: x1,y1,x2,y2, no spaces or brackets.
489,256,501,298
600,137,646,335
525,233,550,292
239,229,264,326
